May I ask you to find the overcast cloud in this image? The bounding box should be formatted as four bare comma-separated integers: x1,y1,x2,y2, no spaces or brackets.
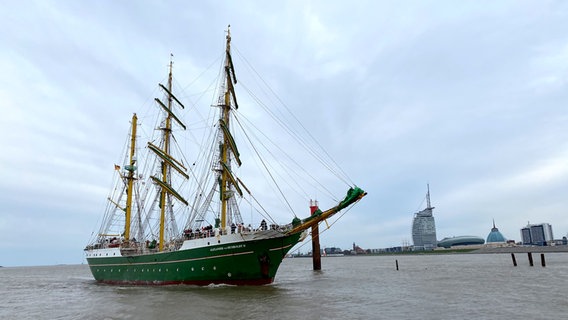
1,0,567,266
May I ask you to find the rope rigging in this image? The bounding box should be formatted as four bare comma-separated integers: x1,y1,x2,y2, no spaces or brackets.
233,106,337,201
233,46,355,187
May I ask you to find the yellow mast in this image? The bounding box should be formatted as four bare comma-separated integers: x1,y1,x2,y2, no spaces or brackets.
158,59,174,251
124,113,137,243
146,55,187,252
220,26,233,231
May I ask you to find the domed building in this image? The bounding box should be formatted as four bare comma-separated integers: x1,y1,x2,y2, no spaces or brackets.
486,220,506,243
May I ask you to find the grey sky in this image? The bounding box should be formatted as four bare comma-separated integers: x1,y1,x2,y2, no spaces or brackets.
1,0,567,266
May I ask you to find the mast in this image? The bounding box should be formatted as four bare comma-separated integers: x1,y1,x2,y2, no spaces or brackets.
124,114,138,243
219,25,240,231
150,55,188,251
158,60,174,251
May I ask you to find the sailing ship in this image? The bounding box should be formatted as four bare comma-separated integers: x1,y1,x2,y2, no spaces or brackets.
84,27,366,285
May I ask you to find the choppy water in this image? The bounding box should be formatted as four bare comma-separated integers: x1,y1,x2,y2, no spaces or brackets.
1,253,567,319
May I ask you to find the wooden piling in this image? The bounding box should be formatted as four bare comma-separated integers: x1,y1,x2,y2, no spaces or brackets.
540,253,546,267
511,253,517,267
395,259,399,271
310,200,321,271
311,223,321,270
528,252,534,267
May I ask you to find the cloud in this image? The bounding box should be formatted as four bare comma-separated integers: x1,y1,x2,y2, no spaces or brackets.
1,0,568,265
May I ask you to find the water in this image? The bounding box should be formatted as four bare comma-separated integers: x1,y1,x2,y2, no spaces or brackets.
1,253,567,319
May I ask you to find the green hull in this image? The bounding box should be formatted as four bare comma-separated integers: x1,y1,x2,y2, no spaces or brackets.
86,232,302,285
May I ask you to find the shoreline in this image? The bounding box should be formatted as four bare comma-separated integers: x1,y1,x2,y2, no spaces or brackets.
318,245,568,257
471,245,568,254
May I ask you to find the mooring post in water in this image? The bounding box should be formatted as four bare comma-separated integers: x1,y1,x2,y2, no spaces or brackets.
511,253,517,267
528,252,534,267
310,200,321,271
541,253,546,267
395,259,399,271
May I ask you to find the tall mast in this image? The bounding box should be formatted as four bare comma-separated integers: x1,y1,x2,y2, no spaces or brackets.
215,26,242,232
221,28,231,230
158,58,174,251
149,55,188,251
220,26,236,231
124,114,138,243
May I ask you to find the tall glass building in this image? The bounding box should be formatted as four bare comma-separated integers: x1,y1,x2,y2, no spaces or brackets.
412,185,437,251
521,223,554,246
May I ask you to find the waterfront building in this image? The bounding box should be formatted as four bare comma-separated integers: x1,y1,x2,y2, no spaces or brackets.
521,223,554,246
437,236,484,248
521,227,531,244
486,220,507,244
412,185,437,250
323,247,344,256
